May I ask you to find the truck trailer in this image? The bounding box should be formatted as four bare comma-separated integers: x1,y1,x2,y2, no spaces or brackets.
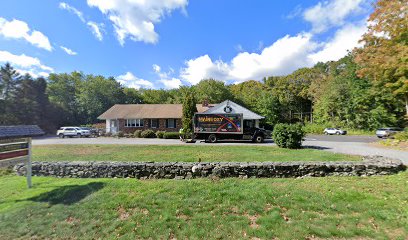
193,113,267,143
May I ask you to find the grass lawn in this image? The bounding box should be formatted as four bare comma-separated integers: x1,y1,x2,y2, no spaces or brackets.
0,171,407,239
32,144,360,162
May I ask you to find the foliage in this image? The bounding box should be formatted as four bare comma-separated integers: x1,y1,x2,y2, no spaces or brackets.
194,79,233,103
141,129,156,138
303,123,328,134
230,80,265,110
116,131,124,138
133,130,142,138
355,0,408,116
394,129,408,141
155,131,166,138
182,90,197,133
272,123,305,149
163,132,180,139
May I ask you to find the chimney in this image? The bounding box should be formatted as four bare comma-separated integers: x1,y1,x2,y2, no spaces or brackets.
202,99,209,107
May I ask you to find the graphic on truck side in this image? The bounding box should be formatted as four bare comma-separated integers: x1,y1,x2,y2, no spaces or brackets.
194,114,243,134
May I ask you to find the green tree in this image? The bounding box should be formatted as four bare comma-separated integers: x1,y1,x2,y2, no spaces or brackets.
355,0,408,116
194,79,233,103
0,63,22,124
182,90,197,133
230,80,265,110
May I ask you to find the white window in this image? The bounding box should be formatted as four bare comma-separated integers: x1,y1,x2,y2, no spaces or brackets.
151,119,159,128
125,119,144,127
166,119,176,128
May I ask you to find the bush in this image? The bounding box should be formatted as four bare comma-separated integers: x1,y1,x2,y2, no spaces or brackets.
394,129,408,141
133,130,142,138
141,130,156,138
156,131,166,139
303,123,327,134
163,132,180,139
115,131,124,138
272,123,305,149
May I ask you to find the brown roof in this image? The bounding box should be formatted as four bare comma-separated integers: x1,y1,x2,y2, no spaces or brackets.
98,104,214,120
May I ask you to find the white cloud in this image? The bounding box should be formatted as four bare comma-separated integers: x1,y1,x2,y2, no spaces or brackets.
179,22,368,84
87,21,104,41
160,78,182,89
59,2,105,41
152,64,182,89
0,18,52,51
303,0,368,33
309,22,367,63
116,71,154,89
0,50,53,77
86,0,188,45
59,2,85,22
180,33,318,84
60,46,78,55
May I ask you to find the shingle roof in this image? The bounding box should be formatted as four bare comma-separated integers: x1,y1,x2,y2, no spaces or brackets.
0,125,45,139
202,100,264,120
98,104,214,120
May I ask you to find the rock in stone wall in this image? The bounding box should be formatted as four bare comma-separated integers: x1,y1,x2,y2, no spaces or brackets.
13,156,405,179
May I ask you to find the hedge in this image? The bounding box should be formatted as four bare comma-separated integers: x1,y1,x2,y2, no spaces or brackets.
163,132,180,139
272,123,305,149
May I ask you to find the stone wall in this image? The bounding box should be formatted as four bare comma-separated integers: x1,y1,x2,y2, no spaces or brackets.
13,156,405,179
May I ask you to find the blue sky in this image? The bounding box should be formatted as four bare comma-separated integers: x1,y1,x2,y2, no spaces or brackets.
0,0,372,89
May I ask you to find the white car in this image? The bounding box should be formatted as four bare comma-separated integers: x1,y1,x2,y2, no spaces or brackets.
323,128,347,135
57,127,91,138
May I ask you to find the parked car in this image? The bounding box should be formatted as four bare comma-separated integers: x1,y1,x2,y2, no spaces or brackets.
323,128,347,135
57,127,91,138
79,127,98,137
375,127,403,138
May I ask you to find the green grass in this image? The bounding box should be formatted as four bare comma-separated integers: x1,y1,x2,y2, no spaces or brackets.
32,144,360,162
0,172,407,239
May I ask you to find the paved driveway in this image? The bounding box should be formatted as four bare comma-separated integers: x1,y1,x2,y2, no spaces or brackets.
33,135,407,164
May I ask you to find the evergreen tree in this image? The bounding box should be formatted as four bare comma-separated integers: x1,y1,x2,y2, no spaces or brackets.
182,91,197,133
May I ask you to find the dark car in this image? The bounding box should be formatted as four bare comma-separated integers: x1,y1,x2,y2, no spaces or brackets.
375,127,403,138
80,127,98,137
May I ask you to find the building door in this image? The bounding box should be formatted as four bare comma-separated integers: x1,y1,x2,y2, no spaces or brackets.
110,120,118,133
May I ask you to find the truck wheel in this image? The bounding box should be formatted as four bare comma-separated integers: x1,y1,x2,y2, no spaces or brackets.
208,134,217,143
254,135,264,143
59,133,64,138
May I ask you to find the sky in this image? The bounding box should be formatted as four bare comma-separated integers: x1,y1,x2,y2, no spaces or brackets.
0,0,373,89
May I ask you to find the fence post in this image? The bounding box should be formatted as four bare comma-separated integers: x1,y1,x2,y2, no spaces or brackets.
27,137,32,188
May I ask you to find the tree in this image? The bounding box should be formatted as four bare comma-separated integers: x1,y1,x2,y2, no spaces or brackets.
194,79,233,103
182,90,197,133
256,93,283,128
0,63,21,101
354,0,408,116
230,80,265,110
0,63,22,124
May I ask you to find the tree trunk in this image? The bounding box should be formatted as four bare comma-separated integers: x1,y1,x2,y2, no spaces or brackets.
405,93,408,117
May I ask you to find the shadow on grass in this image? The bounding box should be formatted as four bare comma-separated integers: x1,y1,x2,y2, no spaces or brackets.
302,145,331,150
27,182,105,205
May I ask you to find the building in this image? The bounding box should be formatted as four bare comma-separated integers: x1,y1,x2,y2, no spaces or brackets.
98,100,263,134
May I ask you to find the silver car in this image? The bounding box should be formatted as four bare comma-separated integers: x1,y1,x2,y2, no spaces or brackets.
375,127,403,138
323,128,347,135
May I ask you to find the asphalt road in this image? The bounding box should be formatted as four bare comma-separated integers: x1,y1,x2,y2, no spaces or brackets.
32,135,407,164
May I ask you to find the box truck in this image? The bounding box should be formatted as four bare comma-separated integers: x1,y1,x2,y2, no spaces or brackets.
193,113,268,143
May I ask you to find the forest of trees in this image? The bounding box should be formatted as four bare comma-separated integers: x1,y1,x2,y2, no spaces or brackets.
0,0,406,132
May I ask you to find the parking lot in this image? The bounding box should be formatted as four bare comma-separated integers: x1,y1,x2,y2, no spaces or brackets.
32,134,407,164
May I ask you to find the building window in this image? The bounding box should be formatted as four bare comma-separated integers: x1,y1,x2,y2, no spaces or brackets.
151,119,159,128
125,119,143,127
166,119,176,128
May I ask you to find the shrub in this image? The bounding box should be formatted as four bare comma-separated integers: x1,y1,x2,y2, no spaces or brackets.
163,132,180,139
303,123,327,134
272,123,305,149
394,129,408,141
156,131,166,139
116,131,124,138
141,129,156,138
133,130,142,138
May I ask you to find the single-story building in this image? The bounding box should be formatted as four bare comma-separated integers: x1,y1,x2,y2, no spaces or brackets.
98,100,263,134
